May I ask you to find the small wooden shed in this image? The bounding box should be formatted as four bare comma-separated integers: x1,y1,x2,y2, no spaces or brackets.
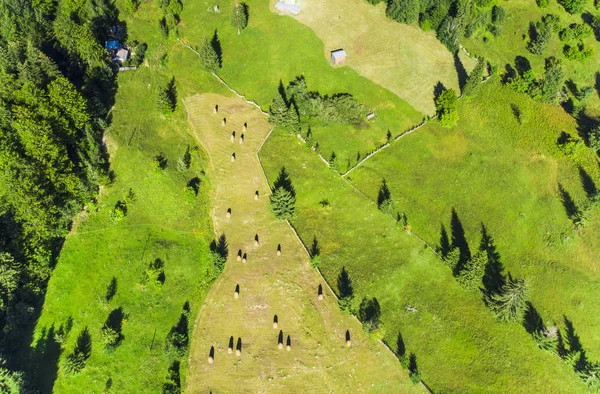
330,49,346,65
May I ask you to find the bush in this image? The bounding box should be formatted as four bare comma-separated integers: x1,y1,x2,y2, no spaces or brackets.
536,0,549,8
563,43,594,62
110,200,127,222
558,0,588,14
435,89,459,127
528,20,553,55
64,328,92,374
559,23,593,42
153,153,168,170
491,6,507,24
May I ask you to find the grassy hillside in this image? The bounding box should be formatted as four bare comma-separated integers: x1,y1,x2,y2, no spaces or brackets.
30,62,215,391
463,0,600,115
348,80,600,366
183,93,419,392
259,127,588,393
175,0,424,173
283,0,472,114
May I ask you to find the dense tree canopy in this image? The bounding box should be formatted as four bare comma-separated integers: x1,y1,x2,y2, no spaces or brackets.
0,0,114,386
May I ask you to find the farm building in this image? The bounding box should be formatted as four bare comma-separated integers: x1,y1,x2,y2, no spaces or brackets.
330,49,346,65
275,0,300,15
114,48,129,63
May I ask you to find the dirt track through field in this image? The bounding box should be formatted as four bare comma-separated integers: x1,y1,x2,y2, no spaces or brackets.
183,93,420,393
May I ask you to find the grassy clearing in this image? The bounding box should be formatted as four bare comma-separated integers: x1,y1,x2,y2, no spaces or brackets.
176,0,424,173
259,126,589,393
183,93,419,393
31,62,214,391
282,0,471,114
463,0,600,115
349,80,600,364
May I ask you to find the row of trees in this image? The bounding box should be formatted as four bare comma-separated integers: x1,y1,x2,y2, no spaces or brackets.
0,0,118,387
269,76,367,133
504,56,566,104
380,0,507,53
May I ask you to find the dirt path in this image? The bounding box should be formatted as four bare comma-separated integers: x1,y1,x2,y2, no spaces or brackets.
184,93,420,393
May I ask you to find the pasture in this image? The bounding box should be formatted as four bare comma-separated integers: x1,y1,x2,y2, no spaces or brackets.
176,0,425,172
280,0,473,114
348,81,600,365
30,66,214,392
259,126,588,393
183,93,418,393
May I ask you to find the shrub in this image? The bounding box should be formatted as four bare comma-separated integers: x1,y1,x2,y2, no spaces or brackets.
462,57,485,96
563,43,594,62
435,88,459,127
589,127,600,152
64,328,92,374
491,6,507,24
559,23,593,42
386,0,419,24
110,200,127,222
558,0,588,14
358,297,381,332
100,326,120,348
310,255,321,268
153,153,168,170
536,0,549,8
528,20,553,55
165,313,189,359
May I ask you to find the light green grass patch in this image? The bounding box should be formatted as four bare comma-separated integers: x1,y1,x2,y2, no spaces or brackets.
349,80,600,364
31,65,213,392
259,127,588,393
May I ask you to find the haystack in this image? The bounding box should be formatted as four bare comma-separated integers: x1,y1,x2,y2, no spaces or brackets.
222,117,226,126
226,208,232,218
276,244,281,256
234,284,240,299
277,330,284,349
318,284,323,301
345,330,351,347
286,335,291,351
273,315,278,329
228,336,234,354
236,337,242,356
208,346,215,363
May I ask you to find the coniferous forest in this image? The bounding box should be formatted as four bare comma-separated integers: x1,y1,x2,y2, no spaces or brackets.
0,0,116,387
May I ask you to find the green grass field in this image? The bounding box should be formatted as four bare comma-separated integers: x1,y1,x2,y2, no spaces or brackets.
348,80,600,365
30,60,215,391
183,93,420,393
175,0,425,173
259,126,588,393
283,0,473,115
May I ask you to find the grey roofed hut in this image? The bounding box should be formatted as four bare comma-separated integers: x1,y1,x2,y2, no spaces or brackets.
330,49,346,65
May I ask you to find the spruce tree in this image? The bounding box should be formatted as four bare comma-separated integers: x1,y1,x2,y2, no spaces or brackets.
462,58,485,96
284,106,301,134
231,3,248,35
491,277,530,322
457,251,487,290
270,187,295,219
269,90,289,125
199,38,219,73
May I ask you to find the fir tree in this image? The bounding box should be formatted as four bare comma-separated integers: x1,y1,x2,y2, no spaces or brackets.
199,37,219,73
270,187,295,220
269,90,289,125
491,277,530,323
462,57,485,96
457,251,487,290
231,3,248,35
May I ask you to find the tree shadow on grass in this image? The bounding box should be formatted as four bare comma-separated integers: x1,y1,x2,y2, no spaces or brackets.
523,302,546,334
210,29,222,67
450,208,471,270
433,81,447,104
563,315,589,372
210,233,228,259
479,224,506,299
310,235,320,257
337,266,353,299
438,224,450,258
105,277,117,302
453,53,468,92
557,183,581,225
377,179,391,207
274,166,295,196
578,166,597,199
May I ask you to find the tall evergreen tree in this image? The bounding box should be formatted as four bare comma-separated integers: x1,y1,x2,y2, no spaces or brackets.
270,187,295,219
269,90,289,125
457,251,487,290
462,57,485,96
491,277,530,322
199,37,219,73
231,3,249,35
